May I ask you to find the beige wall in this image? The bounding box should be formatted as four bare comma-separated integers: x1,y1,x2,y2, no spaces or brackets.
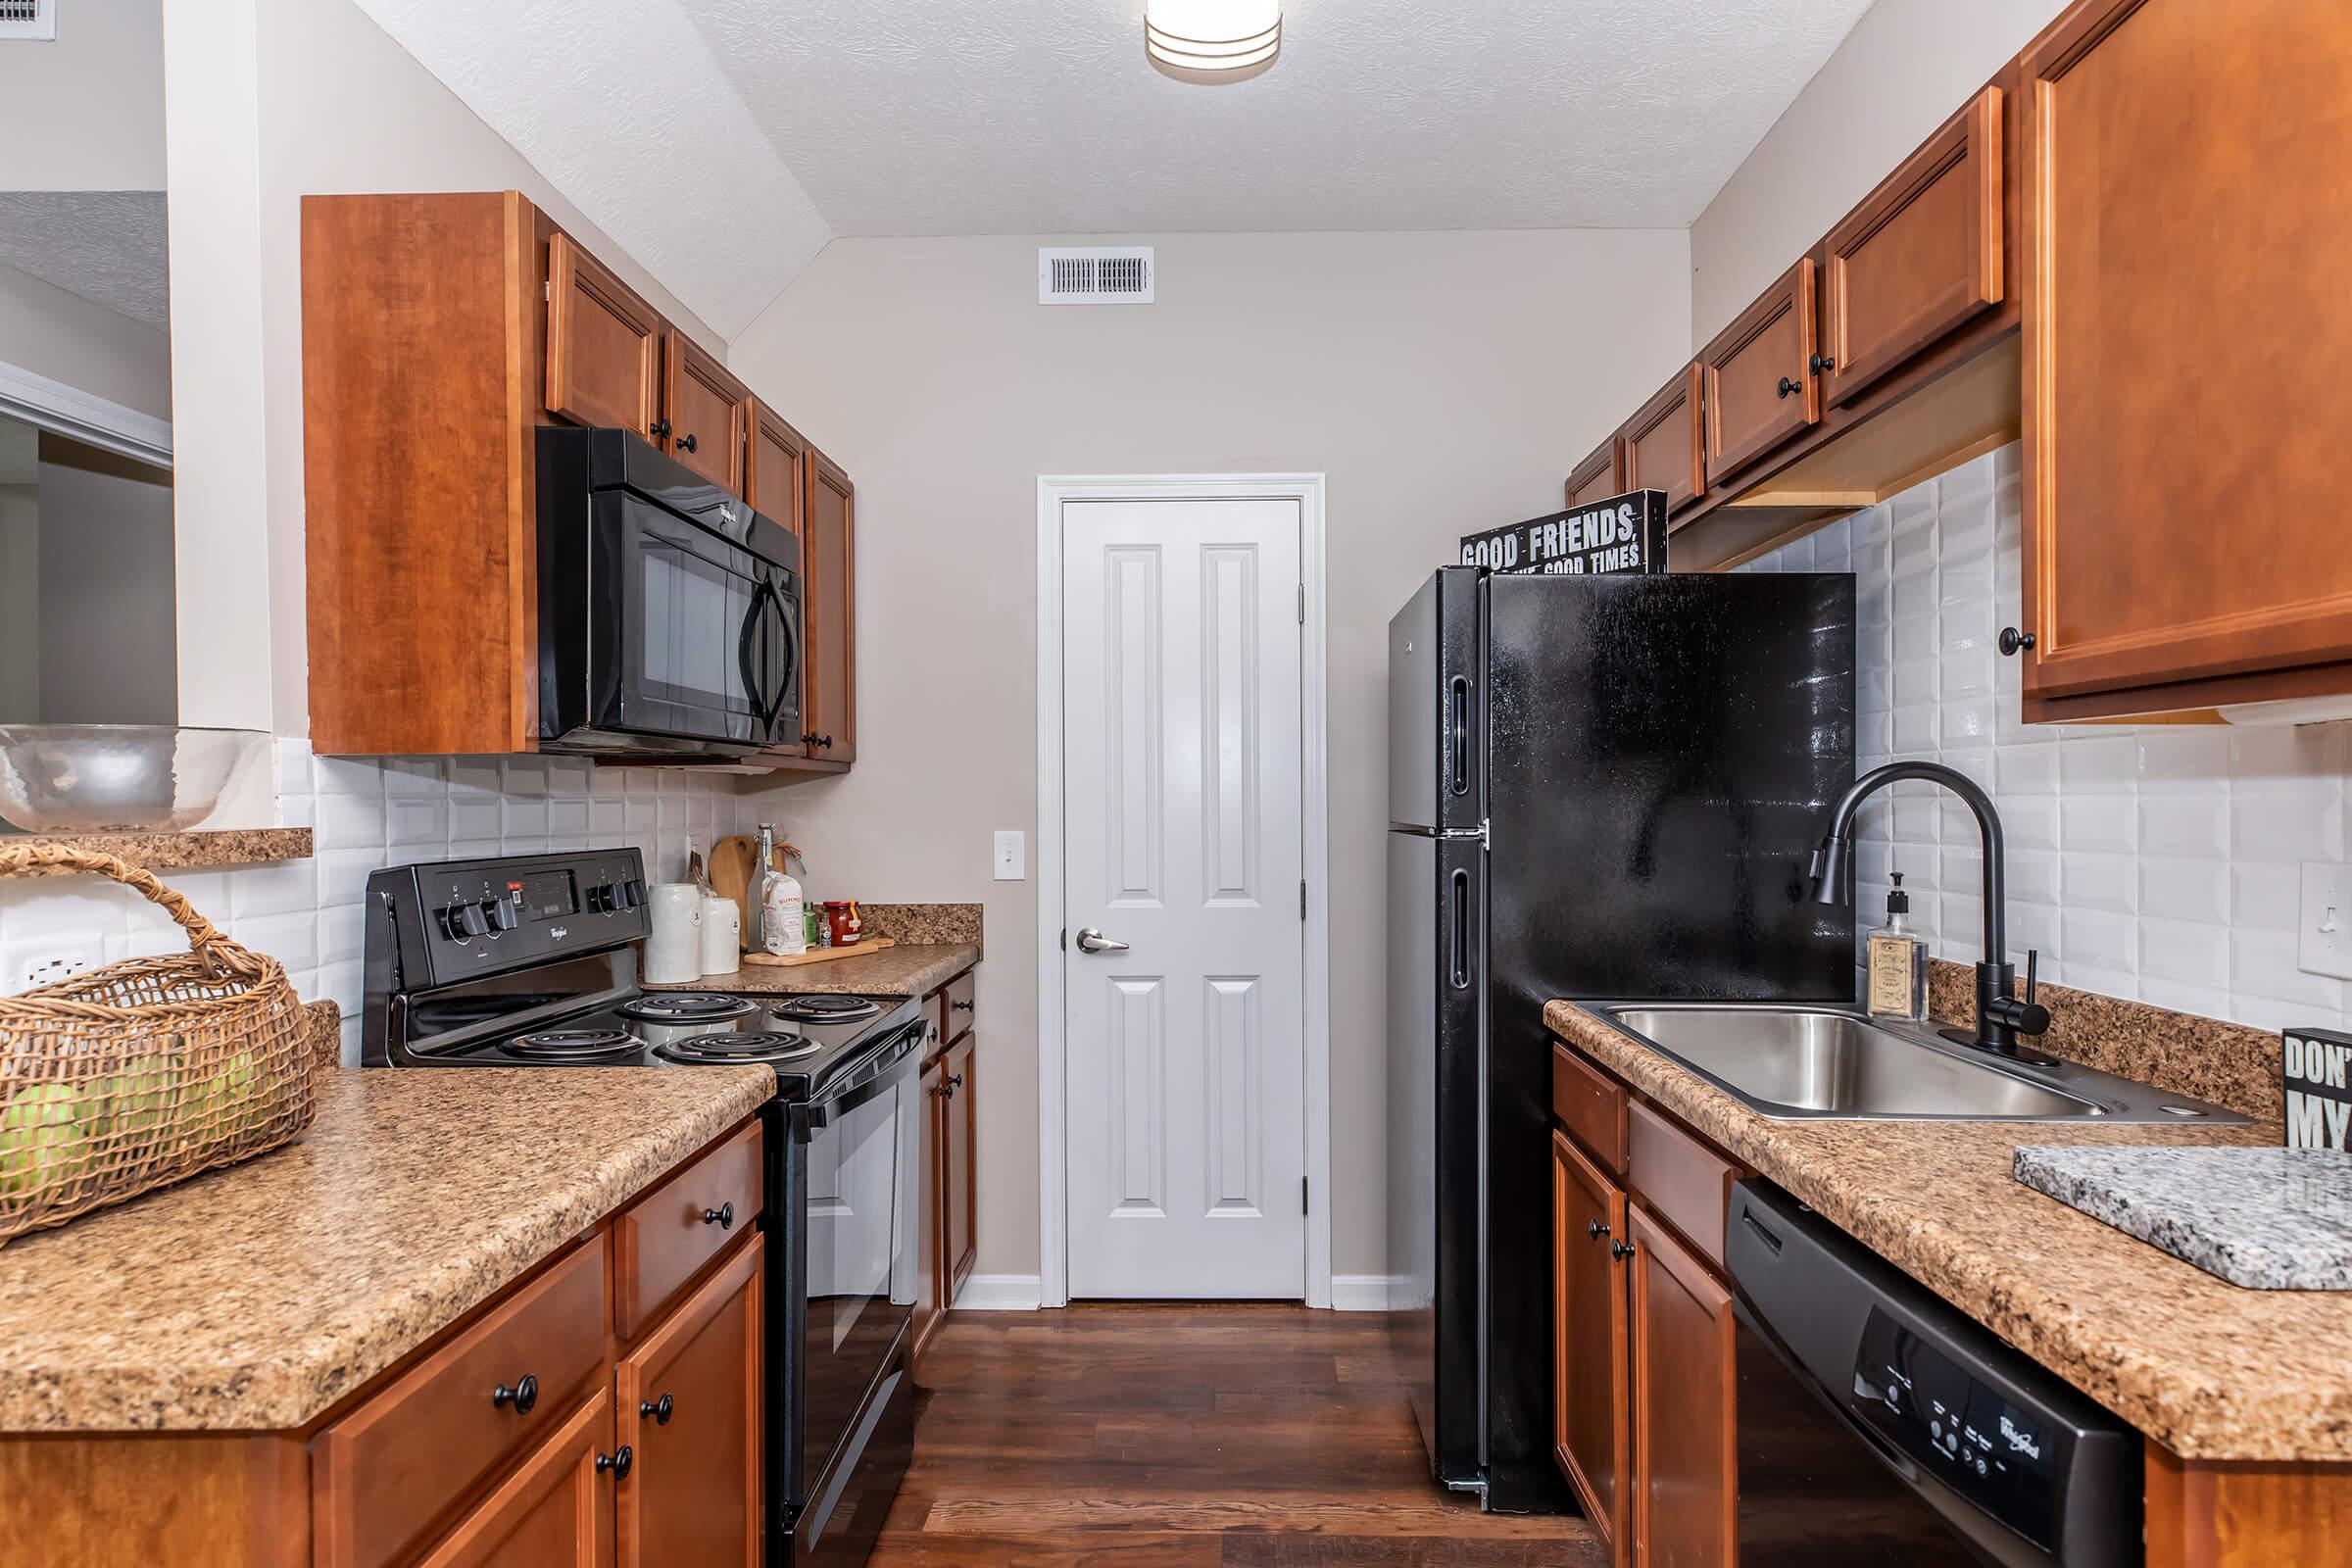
0,260,172,421
729,229,1691,1282
1688,0,2071,344
161,0,730,740
0,0,166,190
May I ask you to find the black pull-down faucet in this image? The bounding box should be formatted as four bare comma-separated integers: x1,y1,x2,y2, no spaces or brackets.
1807,760,2052,1055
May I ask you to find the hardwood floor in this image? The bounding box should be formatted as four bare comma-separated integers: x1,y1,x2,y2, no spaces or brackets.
875,1305,1604,1567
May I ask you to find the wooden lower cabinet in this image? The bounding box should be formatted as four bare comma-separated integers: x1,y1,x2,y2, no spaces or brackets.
416,1390,615,1568
912,978,982,1376
942,1033,977,1297
1551,1132,1630,1564
910,1042,947,1366
615,1236,762,1568
1628,1206,1738,1568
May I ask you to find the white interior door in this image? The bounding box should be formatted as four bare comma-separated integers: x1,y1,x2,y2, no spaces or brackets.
1060,496,1306,1299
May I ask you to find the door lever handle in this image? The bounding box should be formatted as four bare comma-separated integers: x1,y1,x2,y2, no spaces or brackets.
1074,927,1129,955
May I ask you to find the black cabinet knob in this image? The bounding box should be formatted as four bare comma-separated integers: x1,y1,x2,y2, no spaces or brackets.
952,1000,975,1012
946,1073,964,1090
1998,626,2037,657
1809,352,1835,375
677,432,699,454
650,418,672,441
702,1201,735,1230
491,1374,538,1414
597,1446,633,1480
640,1393,674,1427
1610,1240,1636,1261
1777,375,1802,399
1587,1219,1609,1240
821,735,834,750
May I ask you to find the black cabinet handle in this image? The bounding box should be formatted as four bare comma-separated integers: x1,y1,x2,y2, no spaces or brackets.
818,735,834,750
1587,1220,1609,1240
940,1080,956,1102
640,1393,674,1427
650,417,671,441
677,432,699,454
1809,352,1835,375
946,1073,964,1090
952,1000,975,1012
1777,375,1802,399
702,1201,735,1230
1998,626,2036,657
491,1374,538,1414
597,1446,633,1480
1610,1240,1636,1261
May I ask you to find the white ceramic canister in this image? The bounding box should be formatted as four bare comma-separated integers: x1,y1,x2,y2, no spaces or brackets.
645,883,705,985
700,893,741,977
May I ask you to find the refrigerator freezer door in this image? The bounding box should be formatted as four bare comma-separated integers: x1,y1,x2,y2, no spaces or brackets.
1388,567,1485,835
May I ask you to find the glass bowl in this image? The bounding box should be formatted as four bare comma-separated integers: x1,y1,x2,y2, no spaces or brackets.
0,725,270,834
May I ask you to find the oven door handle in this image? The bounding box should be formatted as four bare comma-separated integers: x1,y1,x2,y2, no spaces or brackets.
791,1022,924,1135
739,577,777,725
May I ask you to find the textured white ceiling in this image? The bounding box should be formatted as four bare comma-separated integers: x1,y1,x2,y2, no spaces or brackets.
349,0,832,339
680,0,1877,236
0,191,171,330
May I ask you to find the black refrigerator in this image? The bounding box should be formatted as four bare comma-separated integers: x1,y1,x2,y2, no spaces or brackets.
1385,565,1856,1512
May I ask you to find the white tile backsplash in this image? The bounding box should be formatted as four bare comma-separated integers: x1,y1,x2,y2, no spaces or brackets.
0,742,754,1064
1744,441,2352,1035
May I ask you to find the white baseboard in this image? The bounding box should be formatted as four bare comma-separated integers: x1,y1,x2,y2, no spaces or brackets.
952,1273,1045,1311
1330,1274,1398,1312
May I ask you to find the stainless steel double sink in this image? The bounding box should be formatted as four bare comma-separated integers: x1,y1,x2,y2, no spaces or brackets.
1588,1003,2250,1124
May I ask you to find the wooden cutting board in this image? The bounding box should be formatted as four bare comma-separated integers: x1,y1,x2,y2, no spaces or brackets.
743,937,897,969
707,835,765,954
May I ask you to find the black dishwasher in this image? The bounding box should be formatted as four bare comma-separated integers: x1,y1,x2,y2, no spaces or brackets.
1724,1179,2141,1567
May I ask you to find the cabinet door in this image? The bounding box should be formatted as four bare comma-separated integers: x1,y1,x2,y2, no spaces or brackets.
1819,86,2003,410
942,1034,977,1298
1629,1207,1736,1568
414,1389,615,1568
1619,364,1705,516
802,451,858,763
1563,438,1623,510
1552,1133,1630,1566
747,401,808,537
2022,0,2352,704
545,233,662,437
910,1048,946,1369
662,333,750,494
1700,258,1819,484
614,1237,762,1568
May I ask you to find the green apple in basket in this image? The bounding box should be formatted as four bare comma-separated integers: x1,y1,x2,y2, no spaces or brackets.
186,1051,268,1141
0,1082,88,1196
88,1052,184,1145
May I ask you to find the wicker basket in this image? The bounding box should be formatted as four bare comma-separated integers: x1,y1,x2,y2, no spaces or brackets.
0,844,316,1246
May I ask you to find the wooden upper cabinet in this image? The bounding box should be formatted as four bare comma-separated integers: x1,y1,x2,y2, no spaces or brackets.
1629,1206,1736,1568
2020,0,2352,708
1563,438,1623,511
747,401,808,538
803,451,858,763
1819,86,2004,410
662,334,751,494
1700,258,1820,484
1620,363,1706,516
414,1388,615,1568
1552,1133,1630,1566
546,232,663,438
615,1236,762,1568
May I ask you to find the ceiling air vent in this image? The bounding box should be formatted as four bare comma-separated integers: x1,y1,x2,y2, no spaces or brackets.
1039,247,1154,306
0,0,55,40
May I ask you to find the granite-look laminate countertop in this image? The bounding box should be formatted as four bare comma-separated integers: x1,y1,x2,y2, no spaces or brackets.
1544,999,2343,1463
649,942,979,1000
0,1064,772,1434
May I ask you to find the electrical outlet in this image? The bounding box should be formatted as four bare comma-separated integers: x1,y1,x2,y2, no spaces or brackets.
993,830,1026,882
2300,861,2352,979
7,936,105,993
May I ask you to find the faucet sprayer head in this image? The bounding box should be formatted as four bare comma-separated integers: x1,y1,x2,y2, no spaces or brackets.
1807,835,1853,906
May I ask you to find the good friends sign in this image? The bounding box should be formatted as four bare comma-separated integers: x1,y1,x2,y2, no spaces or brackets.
1458,490,1667,577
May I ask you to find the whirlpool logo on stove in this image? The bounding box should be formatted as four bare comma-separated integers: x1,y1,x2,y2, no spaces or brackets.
549,926,569,942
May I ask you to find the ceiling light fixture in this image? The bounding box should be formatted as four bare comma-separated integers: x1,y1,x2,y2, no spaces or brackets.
1145,0,1281,83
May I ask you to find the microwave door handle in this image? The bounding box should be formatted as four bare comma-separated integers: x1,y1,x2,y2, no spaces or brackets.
739,579,775,724
764,577,797,724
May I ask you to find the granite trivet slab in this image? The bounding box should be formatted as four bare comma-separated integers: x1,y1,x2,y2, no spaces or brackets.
2014,1146,2352,1290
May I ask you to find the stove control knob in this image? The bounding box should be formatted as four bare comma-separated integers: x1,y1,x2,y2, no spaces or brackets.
484,898,517,934
444,900,489,940
619,878,647,910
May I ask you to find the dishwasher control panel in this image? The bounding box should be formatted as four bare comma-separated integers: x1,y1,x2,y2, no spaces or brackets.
1854,1309,2062,1548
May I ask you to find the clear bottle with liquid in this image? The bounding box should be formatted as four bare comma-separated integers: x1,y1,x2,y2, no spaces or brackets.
1865,870,1929,1022
755,822,806,956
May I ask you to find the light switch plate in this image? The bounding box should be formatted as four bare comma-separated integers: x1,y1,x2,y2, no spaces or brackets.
993,830,1026,882
2299,861,2352,979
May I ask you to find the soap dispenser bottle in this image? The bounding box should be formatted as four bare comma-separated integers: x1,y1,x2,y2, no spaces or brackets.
1865,871,1928,1021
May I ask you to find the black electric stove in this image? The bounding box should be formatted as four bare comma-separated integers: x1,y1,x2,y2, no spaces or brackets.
362,849,918,1568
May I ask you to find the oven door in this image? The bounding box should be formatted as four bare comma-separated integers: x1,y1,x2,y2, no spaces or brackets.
788,1028,921,1510
586,489,794,751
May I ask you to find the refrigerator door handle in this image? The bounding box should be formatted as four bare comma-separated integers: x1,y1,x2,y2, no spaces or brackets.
1447,677,1471,797
1448,868,1472,990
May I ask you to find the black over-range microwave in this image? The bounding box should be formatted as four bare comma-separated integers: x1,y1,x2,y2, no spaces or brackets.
536,426,802,760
